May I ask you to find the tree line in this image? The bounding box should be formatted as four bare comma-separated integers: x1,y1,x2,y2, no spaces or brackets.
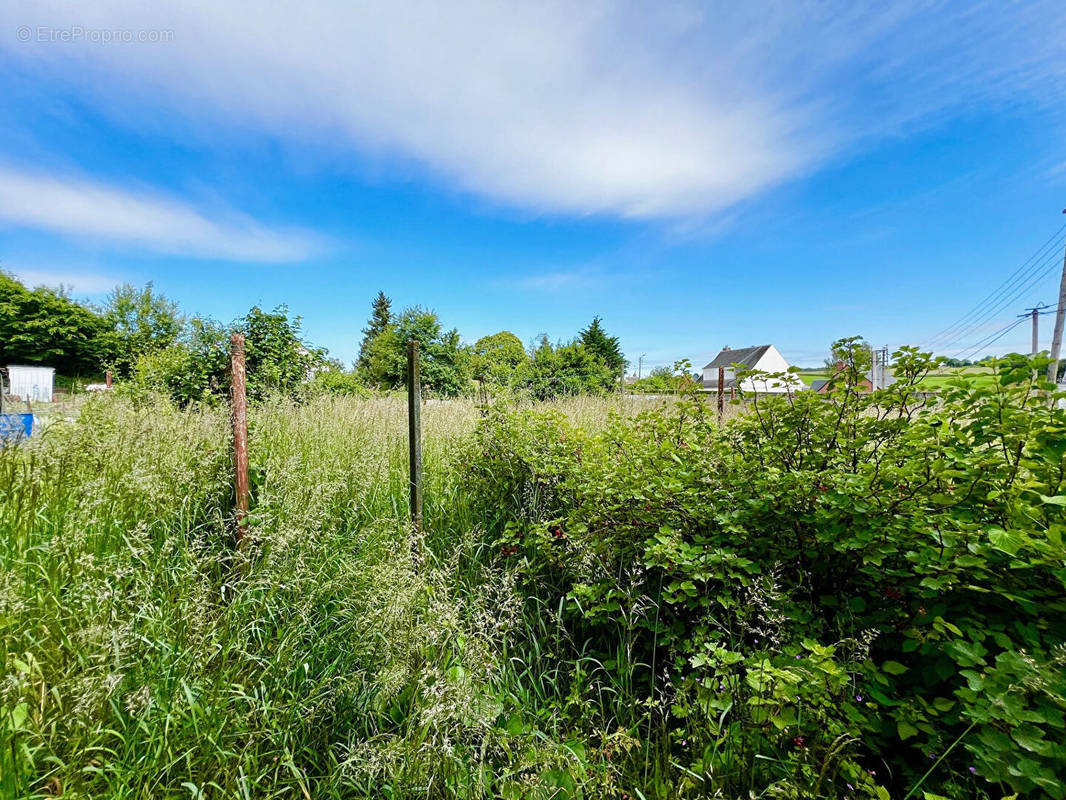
354,291,627,399
0,273,630,403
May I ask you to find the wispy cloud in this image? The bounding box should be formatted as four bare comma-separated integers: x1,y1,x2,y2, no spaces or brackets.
9,266,119,294
511,259,667,292
2,2,1063,220
0,167,324,262
514,269,610,292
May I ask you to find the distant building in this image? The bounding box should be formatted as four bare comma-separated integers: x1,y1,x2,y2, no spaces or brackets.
701,345,804,394
2,365,55,403
868,350,897,391
814,357,896,394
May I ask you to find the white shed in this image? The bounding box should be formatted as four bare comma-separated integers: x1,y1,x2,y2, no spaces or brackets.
5,365,55,402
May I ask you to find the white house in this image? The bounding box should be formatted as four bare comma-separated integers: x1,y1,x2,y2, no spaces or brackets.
701,345,804,394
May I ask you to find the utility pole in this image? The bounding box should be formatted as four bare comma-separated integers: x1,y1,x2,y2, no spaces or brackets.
870,346,887,390
1046,210,1066,384
1020,305,1047,356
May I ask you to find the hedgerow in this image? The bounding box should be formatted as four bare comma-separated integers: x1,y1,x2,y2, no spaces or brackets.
473,340,1066,798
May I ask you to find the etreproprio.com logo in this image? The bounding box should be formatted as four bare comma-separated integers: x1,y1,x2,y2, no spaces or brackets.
16,25,174,44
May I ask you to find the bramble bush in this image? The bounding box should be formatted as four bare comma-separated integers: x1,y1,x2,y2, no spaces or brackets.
472,339,1066,798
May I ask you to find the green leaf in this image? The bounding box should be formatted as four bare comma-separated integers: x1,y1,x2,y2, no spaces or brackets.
882,660,908,675
503,715,528,736
1011,724,1051,755
948,640,988,668
988,529,1023,556
932,616,963,637
1038,494,1066,506
897,720,919,740
540,769,575,798
932,697,956,712
1014,757,1044,781
6,702,28,731
977,727,1012,751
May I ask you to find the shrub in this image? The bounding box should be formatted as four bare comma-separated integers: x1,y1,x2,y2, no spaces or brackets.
472,345,1066,798
119,307,325,406
310,369,371,397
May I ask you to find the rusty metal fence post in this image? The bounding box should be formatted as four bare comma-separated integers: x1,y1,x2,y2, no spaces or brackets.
717,366,725,419
407,340,423,534
230,332,250,544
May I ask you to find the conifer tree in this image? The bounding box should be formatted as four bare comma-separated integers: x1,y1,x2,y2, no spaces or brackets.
356,291,393,373
579,316,626,377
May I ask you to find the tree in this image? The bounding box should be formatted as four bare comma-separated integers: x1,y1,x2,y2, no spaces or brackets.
124,305,326,405
824,337,873,375
579,316,626,378
385,307,470,396
357,291,393,379
105,282,185,375
473,331,527,389
0,271,115,375
630,365,683,394
238,305,327,400
127,317,231,405
515,335,614,400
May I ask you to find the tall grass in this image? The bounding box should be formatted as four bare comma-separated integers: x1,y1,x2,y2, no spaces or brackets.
0,393,663,799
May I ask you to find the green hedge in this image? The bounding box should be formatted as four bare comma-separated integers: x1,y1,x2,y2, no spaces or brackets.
471,344,1066,798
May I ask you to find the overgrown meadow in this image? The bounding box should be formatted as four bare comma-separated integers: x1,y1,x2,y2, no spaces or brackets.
2,348,1065,799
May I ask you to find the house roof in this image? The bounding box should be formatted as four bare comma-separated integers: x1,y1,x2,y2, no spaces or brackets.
810,379,829,392
703,345,771,371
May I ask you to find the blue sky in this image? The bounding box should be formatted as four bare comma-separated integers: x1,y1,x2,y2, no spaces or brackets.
1,2,1064,371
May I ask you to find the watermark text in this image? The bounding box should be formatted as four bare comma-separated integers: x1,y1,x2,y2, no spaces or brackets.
16,25,174,44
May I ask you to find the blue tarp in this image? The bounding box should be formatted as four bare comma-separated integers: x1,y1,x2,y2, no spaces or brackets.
0,413,33,443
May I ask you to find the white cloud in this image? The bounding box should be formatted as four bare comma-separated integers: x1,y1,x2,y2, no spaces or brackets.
512,260,663,292
514,269,609,292
0,167,324,261
10,267,118,294
2,1,1063,219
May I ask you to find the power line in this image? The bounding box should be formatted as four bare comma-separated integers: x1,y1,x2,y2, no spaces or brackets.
925,225,1066,349
952,316,1028,361
929,243,1066,351
953,308,1056,362
958,248,1066,335
924,224,1066,350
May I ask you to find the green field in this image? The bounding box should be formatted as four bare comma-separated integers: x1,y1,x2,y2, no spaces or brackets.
796,366,999,389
